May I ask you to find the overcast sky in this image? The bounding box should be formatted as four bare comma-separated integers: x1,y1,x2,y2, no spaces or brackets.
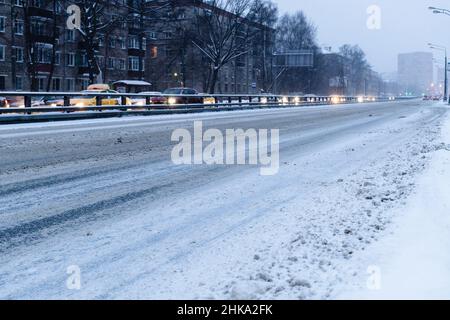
276,0,450,74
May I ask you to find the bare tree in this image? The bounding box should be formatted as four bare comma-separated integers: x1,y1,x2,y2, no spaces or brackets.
248,0,278,92
192,0,255,94
124,1,170,80
275,11,318,94
73,0,120,84
22,0,40,91
276,11,317,51
339,44,370,95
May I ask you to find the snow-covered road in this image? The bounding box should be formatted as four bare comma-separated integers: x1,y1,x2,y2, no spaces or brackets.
0,100,448,299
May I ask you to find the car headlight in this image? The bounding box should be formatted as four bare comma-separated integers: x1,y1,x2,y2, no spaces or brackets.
135,101,145,106
261,97,268,104
168,97,177,105
76,102,85,107
357,96,364,103
331,97,340,104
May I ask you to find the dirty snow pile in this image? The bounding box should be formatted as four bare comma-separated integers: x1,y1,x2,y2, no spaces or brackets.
339,108,450,300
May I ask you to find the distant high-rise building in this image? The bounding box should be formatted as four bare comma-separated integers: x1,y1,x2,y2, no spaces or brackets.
397,52,433,95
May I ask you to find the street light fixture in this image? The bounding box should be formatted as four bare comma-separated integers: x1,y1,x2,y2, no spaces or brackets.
429,6,450,16
429,43,449,102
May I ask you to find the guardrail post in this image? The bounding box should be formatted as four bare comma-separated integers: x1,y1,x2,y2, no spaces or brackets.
121,96,127,107
146,96,151,107
96,96,102,106
64,96,70,107
24,95,31,109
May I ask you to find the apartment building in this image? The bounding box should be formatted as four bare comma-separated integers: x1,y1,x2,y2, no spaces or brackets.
0,0,272,93
398,52,433,96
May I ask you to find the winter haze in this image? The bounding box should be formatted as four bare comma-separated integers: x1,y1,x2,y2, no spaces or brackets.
277,0,450,73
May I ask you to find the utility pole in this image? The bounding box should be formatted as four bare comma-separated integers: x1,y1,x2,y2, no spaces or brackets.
445,54,448,102
428,7,450,103
429,43,448,102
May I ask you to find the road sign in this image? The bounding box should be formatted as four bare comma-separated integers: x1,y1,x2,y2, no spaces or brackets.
273,50,314,68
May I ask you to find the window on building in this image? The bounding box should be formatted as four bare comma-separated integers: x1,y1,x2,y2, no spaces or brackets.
38,78,46,91
150,46,158,59
66,78,75,91
13,47,24,62
0,45,5,61
55,51,61,65
15,76,23,91
98,35,104,47
52,78,61,91
36,43,52,64
66,29,75,42
128,56,140,71
117,58,126,70
14,20,24,35
0,17,6,33
107,57,115,69
108,37,116,48
0,76,6,90
117,37,126,49
66,53,75,66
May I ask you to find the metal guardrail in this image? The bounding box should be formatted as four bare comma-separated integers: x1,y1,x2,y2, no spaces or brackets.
0,92,414,123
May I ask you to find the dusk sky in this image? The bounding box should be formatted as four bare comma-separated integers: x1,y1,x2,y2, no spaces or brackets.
277,0,450,74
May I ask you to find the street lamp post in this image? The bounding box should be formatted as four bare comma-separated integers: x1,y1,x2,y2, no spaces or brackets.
429,43,448,102
429,7,450,103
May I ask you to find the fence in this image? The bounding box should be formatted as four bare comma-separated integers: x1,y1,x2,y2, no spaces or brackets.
0,92,411,123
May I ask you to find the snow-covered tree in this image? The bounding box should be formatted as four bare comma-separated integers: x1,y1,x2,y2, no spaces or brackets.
192,0,255,94
72,0,121,84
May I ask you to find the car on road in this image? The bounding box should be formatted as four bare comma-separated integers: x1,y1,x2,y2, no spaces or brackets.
163,88,214,106
131,92,164,106
65,85,131,107
0,96,10,108
303,94,319,102
4,96,47,108
70,89,132,107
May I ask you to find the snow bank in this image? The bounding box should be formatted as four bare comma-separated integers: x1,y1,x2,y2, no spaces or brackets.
340,107,450,300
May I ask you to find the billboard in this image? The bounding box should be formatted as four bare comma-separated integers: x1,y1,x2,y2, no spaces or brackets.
273,50,314,68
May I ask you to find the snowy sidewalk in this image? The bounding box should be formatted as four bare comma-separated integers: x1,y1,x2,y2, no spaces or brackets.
341,107,450,300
